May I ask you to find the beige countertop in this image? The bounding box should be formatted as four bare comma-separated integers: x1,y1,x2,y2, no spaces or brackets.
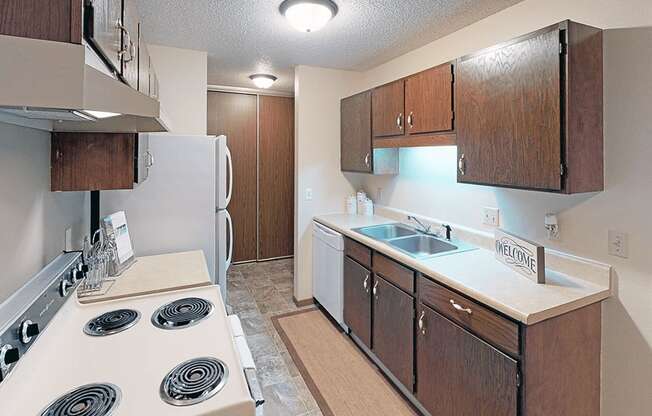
78,250,212,304
314,213,611,325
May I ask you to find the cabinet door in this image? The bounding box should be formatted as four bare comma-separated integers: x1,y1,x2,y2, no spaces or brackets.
84,0,122,74
137,23,150,95
416,305,518,416
372,80,405,138
121,0,139,89
0,0,82,43
372,275,414,390
456,28,561,191
405,64,454,134
343,256,372,349
341,91,372,172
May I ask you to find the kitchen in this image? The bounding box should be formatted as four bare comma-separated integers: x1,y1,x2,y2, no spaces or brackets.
0,1,650,415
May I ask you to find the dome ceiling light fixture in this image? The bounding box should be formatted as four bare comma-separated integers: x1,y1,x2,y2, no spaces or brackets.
249,74,278,89
279,0,338,33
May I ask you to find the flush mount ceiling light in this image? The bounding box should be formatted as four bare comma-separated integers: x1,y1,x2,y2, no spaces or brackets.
249,74,278,89
279,0,338,33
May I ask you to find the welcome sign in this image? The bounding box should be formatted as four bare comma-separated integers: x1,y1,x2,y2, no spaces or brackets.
495,229,545,284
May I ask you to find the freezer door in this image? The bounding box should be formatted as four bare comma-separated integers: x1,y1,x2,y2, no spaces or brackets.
216,209,234,301
216,135,233,210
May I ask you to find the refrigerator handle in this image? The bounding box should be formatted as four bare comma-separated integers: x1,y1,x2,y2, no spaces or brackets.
225,210,234,268
225,145,234,207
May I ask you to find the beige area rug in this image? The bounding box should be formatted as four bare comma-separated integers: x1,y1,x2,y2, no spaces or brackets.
272,308,417,416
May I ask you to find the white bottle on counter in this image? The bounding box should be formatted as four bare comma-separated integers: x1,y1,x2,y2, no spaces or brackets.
363,198,374,216
345,196,357,214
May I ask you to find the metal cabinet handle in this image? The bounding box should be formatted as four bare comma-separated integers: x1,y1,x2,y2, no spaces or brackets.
364,152,370,167
458,153,466,175
396,113,403,130
418,310,426,335
145,150,154,167
116,21,134,63
450,299,472,315
363,275,369,292
407,112,414,128
372,280,379,297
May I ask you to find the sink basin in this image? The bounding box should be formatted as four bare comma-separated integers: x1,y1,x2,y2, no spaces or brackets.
388,235,458,258
353,223,417,240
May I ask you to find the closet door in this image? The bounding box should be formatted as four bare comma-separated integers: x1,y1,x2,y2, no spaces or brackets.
207,92,258,262
258,96,294,259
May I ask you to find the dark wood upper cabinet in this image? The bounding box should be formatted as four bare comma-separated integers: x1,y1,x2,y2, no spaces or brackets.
456,21,603,193
416,305,518,416
0,0,82,43
51,132,135,191
372,275,415,391
341,91,373,172
343,256,372,349
372,80,405,138
405,64,454,135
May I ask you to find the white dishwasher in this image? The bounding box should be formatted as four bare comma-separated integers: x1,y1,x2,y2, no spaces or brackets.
312,221,347,330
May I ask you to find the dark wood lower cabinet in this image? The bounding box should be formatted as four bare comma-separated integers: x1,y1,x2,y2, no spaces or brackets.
416,305,518,416
343,256,372,349
372,275,414,390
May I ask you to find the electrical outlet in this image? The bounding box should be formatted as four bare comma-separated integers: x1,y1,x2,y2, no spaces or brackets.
305,188,313,201
376,187,383,203
483,207,499,226
608,230,628,258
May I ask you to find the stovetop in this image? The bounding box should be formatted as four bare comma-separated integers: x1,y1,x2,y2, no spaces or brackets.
0,285,255,415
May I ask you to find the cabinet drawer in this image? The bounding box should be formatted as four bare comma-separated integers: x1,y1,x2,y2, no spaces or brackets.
418,276,519,356
372,252,414,293
344,237,371,268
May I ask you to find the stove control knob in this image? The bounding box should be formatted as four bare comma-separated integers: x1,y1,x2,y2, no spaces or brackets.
59,280,72,297
69,268,83,284
0,345,19,370
20,320,39,344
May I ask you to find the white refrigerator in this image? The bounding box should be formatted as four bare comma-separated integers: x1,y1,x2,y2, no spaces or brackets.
101,134,234,300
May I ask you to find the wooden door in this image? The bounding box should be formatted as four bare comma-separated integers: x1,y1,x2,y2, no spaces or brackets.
51,133,135,191
258,96,294,259
416,305,518,416
121,0,139,89
372,275,414,390
341,91,372,172
207,92,258,262
456,28,561,190
343,256,372,349
405,64,454,135
0,0,82,43
84,0,122,74
372,80,405,138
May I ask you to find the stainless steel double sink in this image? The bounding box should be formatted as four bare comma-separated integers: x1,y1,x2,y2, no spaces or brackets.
352,223,476,259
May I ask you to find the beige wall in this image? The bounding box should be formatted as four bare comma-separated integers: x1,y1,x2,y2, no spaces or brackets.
296,0,652,413
293,66,363,300
149,44,207,135
0,122,87,304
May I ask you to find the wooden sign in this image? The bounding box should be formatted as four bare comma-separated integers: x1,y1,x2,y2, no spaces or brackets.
495,229,545,283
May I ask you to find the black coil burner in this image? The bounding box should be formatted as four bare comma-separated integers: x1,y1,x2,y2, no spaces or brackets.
83,309,141,336
40,383,121,416
151,297,214,329
160,357,228,406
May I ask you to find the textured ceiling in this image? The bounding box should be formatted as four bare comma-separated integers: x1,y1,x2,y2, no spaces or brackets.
139,0,524,92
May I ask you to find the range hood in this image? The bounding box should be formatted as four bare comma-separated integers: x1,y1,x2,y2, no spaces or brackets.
0,35,169,133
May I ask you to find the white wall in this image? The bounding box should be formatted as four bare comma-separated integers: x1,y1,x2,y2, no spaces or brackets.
0,122,87,303
293,66,363,300
149,44,207,135
296,0,652,413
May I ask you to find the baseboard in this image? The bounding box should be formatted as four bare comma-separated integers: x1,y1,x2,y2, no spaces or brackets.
292,296,315,308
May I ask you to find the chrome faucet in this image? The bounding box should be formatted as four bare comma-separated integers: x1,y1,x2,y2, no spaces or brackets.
407,215,431,234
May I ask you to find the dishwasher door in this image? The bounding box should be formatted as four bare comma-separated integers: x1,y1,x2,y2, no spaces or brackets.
312,221,346,329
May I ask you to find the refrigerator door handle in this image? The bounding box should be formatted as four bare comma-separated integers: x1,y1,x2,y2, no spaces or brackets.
225,210,234,268
225,145,234,207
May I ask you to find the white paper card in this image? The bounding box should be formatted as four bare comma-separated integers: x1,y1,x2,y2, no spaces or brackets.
104,211,134,264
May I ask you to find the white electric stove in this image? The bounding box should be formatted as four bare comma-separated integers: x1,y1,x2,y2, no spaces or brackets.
0,252,260,416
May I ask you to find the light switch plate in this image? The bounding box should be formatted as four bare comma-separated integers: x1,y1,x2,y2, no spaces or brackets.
483,207,500,226
64,227,73,252
305,188,313,201
608,230,628,258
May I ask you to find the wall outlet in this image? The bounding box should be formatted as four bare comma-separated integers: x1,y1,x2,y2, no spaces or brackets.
305,188,313,201
608,230,628,258
483,207,500,226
